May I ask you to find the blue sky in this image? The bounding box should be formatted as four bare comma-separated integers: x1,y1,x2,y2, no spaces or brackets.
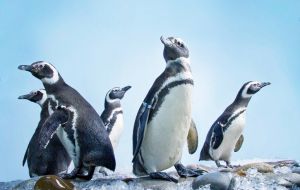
0,1,299,181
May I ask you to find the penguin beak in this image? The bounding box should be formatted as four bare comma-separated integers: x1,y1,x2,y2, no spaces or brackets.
160,36,172,47
122,86,131,92
18,65,33,72
18,93,34,100
259,82,271,88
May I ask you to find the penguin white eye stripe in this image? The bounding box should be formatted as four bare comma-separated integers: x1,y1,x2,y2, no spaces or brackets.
241,82,258,98
40,63,59,85
36,92,47,106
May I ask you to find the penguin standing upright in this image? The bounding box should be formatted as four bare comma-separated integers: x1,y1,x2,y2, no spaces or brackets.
200,81,271,167
18,62,116,180
18,89,71,177
132,36,203,182
101,86,131,149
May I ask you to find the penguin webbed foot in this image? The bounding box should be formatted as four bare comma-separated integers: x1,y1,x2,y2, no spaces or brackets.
58,168,79,179
225,161,234,168
76,166,95,181
174,163,204,178
215,160,222,168
98,168,108,176
149,172,178,183
59,173,76,180
215,160,235,168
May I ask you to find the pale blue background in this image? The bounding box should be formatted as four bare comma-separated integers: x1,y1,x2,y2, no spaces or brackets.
0,1,299,181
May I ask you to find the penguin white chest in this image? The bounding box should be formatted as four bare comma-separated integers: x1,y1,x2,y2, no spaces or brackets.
141,84,193,172
211,111,246,161
109,114,124,150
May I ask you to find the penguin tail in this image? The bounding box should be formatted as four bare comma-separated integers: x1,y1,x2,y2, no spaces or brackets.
83,149,116,172
199,143,211,161
102,156,116,172
132,159,147,176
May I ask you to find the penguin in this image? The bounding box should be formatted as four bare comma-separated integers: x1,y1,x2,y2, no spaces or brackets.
199,81,271,167
132,36,203,183
101,86,131,149
18,89,71,177
18,62,116,180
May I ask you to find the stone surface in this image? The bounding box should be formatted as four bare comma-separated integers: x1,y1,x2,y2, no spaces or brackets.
3,160,300,190
293,167,300,174
192,171,233,190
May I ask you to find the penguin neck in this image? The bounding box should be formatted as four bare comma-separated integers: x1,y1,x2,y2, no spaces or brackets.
43,75,68,94
166,57,191,73
40,101,49,119
233,95,251,108
105,100,121,110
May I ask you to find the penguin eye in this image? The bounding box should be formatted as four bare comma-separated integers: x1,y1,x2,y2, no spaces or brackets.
176,41,183,47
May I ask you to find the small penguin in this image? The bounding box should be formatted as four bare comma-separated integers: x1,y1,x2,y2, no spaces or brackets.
132,36,203,183
199,81,271,167
101,86,131,149
18,62,116,180
18,89,71,177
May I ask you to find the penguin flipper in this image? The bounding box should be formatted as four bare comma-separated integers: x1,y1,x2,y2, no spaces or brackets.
132,102,153,162
22,146,28,166
187,119,198,154
211,122,224,150
234,134,244,152
37,107,69,151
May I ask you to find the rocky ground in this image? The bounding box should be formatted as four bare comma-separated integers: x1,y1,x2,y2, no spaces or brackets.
2,160,300,190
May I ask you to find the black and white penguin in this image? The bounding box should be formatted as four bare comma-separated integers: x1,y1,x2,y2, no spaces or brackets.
18,89,71,177
18,62,116,180
101,86,131,149
199,81,271,167
132,36,203,182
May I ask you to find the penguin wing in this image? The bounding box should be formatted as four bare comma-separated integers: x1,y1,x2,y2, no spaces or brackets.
132,86,160,161
132,99,155,162
132,71,170,162
211,121,224,149
187,119,198,154
234,134,244,152
210,110,235,150
22,146,28,166
37,107,69,151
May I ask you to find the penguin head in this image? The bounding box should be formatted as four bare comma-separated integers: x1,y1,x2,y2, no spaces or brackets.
106,86,131,103
240,81,271,98
160,36,189,62
18,89,47,106
18,61,60,85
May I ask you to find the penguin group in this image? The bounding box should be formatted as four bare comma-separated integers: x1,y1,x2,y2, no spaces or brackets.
18,36,270,182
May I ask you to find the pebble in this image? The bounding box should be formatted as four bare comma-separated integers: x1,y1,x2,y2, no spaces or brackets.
192,171,232,190
34,175,74,190
234,162,274,174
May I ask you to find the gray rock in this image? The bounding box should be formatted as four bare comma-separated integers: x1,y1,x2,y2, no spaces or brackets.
11,178,38,190
0,180,22,190
2,160,299,190
293,167,300,175
283,173,300,186
192,171,232,190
